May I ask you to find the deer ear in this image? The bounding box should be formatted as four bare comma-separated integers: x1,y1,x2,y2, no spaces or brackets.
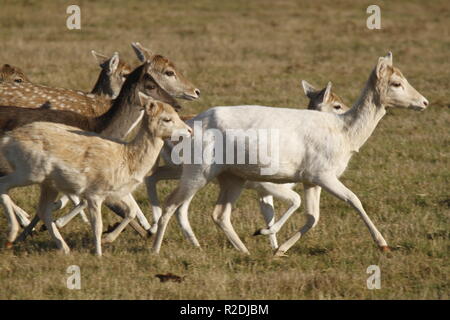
91,50,109,66
138,91,152,108
131,42,154,63
376,56,390,79
323,82,332,103
301,80,317,98
108,52,120,74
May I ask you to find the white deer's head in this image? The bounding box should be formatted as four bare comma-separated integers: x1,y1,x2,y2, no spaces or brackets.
374,52,428,111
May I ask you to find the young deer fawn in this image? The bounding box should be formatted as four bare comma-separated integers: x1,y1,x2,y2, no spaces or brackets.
0,94,191,256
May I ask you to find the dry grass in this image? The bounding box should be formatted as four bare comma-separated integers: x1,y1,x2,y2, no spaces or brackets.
0,0,449,299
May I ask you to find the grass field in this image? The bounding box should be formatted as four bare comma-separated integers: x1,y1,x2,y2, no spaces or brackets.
0,0,449,299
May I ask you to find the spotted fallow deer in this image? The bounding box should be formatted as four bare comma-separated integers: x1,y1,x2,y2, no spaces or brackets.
0,52,132,116
0,59,181,246
152,52,429,256
144,81,349,250
0,94,192,256
0,42,200,117
0,64,30,83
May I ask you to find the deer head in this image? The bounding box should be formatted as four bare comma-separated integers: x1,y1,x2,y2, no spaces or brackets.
91,51,132,99
138,92,192,139
302,80,349,114
373,52,428,111
131,42,200,100
0,64,30,83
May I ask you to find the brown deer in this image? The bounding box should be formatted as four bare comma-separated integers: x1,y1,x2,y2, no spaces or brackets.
0,52,131,116
0,64,30,83
0,94,192,256
0,43,199,116
1,58,181,246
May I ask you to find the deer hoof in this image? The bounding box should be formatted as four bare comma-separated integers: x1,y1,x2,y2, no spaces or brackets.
380,245,391,252
5,241,13,249
253,229,263,236
273,249,288,257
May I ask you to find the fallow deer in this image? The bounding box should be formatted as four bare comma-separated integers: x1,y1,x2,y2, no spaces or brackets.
0,94,192,256
152,53,429,256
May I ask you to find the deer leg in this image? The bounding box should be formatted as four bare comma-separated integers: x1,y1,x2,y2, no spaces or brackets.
12,202,31,227
102,194,137,244
0,174,33,244
254,184,301,236
68,194,89,223
145,164,182,234
38,185,70,254
273,184,320,256
55,200,87,228
86,197,103,256
175,195,199,247
257,195,278,249
152,173,208,254
212,174,248,254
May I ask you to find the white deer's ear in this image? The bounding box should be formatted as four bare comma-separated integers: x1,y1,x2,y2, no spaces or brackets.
91,50,109,66
131,42,154,63
301,80,317,98
323,82,332,103
108,52,120,74
376,56,390,79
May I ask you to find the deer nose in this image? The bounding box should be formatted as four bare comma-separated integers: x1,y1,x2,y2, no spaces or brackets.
194,89,200,97
187,126,193,136
422,98,429,107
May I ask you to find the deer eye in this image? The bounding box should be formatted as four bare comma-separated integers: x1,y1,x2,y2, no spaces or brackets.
162,118,172,123
14,78,23,83
165,70,175,77
333,105,342,110
391,82,401,88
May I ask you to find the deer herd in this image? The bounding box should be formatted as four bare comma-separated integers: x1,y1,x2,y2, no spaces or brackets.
0,43,428,257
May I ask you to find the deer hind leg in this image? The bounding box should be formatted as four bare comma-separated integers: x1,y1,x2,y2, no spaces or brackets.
257,195,278,249
38,185,70,254
254,184,301,237
54,195,88,228
274,184,321,256
145,164,183,234
175,194,199,247
212,174,248,254
0,173,33,244
102,193,138,244
11,203,31,227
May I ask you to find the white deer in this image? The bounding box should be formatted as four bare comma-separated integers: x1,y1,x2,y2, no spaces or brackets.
152,52,429,255
145,80,349,250
0,95,192,256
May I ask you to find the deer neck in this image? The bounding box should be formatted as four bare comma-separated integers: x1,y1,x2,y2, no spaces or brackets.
343,73,386,152
124,118,164,180
94,68,144,140
91,69,116,99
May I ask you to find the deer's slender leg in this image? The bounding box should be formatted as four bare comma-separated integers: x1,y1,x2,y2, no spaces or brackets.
257,195,278,249
39,185,70,254
211,174,248,254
